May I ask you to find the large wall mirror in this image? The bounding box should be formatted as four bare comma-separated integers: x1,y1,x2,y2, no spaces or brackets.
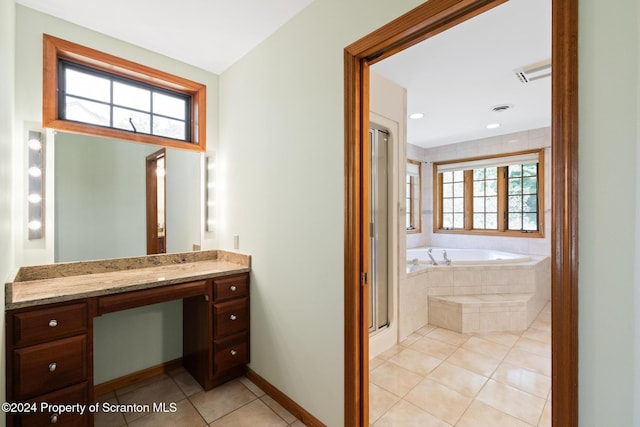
54,132,202,262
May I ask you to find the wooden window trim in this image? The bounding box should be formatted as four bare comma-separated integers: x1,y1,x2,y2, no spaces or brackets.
42,34,206,153
433,149,545,238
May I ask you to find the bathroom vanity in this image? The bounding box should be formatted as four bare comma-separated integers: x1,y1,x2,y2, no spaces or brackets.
4,250,250,426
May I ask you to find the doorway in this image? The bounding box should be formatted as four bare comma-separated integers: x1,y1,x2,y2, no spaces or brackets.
343,1,578,426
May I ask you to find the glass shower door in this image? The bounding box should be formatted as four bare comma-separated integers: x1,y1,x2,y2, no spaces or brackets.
369,127,390,334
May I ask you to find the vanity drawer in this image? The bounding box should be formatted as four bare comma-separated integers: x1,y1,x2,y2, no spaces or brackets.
213,274,249,301
17,382,89,427
13,335,87,400
11,303,88,348
214,333,249,373
213,298,249,338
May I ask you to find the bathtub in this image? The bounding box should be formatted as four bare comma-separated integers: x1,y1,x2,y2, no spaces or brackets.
399,245,550,336
407,246,530,268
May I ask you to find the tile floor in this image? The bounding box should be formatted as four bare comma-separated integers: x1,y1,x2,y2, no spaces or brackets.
370,302,552,426
94,369,307,426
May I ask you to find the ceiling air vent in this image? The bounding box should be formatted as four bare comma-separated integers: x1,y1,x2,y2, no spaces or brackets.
514,59,551,83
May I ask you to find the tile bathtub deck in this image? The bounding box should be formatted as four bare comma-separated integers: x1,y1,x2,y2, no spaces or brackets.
94,371,306,427
370,302,552,426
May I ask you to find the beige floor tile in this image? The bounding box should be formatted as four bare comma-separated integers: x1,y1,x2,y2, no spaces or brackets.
404,378,472,425
492,362,551,398
521,326,551,344
513,336,551,358
425,327,471,346
289,421,307,427
399,333,423,347
378,344,404,360
538,398,552,427
476,379,546,425
171,369,205,397
117,377,187,423
238,377,266,397
473,331,521,347
370,361,424,397
427,362,489,397
389,348,443,376
190,379,257,423
373,400,451,427
260,394,296,424
462,336,511,359
503,348,551,377
456,400,531,427
446,347,502,377
127,399,207,427
369,356,386,371
410,336,458,360
415,324,438,336
94,395,126,427
208,399,287,427
369,383,401,424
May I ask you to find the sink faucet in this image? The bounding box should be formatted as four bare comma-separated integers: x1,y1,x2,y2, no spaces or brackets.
427,248,438,265
442,249,451,266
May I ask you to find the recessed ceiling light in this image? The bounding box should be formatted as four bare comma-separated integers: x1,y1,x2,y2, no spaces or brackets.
486,123,501,129
409,113,424,119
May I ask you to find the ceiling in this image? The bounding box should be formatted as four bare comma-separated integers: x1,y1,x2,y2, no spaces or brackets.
17,0,550,149
16,0,315,74
371,0,551,148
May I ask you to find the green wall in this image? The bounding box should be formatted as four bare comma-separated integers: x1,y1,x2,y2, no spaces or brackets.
578,0,639,425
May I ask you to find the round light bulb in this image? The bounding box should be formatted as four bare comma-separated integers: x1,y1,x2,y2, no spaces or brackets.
28,167,42,177
28,220,42,230
28,138,42,150
28,194,42,203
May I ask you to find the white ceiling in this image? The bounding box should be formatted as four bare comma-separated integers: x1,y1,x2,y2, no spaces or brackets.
18,0,550,149
16,0,315,74
372,0,551,148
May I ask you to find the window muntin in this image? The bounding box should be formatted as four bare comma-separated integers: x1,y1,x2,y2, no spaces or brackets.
43,34,206,152
507,163,539,231
441,170,465,229
406,160,422,233
434,150,544,237
59,60,191,142
472,167,498,230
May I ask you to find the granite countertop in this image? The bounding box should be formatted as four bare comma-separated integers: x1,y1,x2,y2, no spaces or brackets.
5,250,251,310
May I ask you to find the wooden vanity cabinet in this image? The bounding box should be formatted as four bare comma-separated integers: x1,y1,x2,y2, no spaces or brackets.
184,273,250,390
6,301,92,427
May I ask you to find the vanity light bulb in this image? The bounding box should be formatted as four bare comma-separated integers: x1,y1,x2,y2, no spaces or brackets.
156,166,166,177
28,220,42,230
28,138,42,150
28,194,42,203
28,166,42,177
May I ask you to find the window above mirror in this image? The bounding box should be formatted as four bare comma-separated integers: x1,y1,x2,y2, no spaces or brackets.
43,34,206,152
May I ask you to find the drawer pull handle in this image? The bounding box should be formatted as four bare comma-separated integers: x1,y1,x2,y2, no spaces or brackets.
230,349,238,356
50,413,59,423
229,314,237,321
48,362,57,372
49,319,58,327
229,285,237,292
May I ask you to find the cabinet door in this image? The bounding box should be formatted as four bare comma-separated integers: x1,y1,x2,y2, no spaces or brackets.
213,298,249,338
17,382,89,427
13,335,87,400
213,274,249,301
11,303,88,347
214,333,249,374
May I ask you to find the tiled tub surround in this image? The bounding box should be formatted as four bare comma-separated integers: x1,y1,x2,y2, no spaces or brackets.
400,255,550,337
5,250,250,309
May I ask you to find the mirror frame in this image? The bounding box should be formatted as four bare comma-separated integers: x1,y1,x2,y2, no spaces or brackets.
344,0,578,426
